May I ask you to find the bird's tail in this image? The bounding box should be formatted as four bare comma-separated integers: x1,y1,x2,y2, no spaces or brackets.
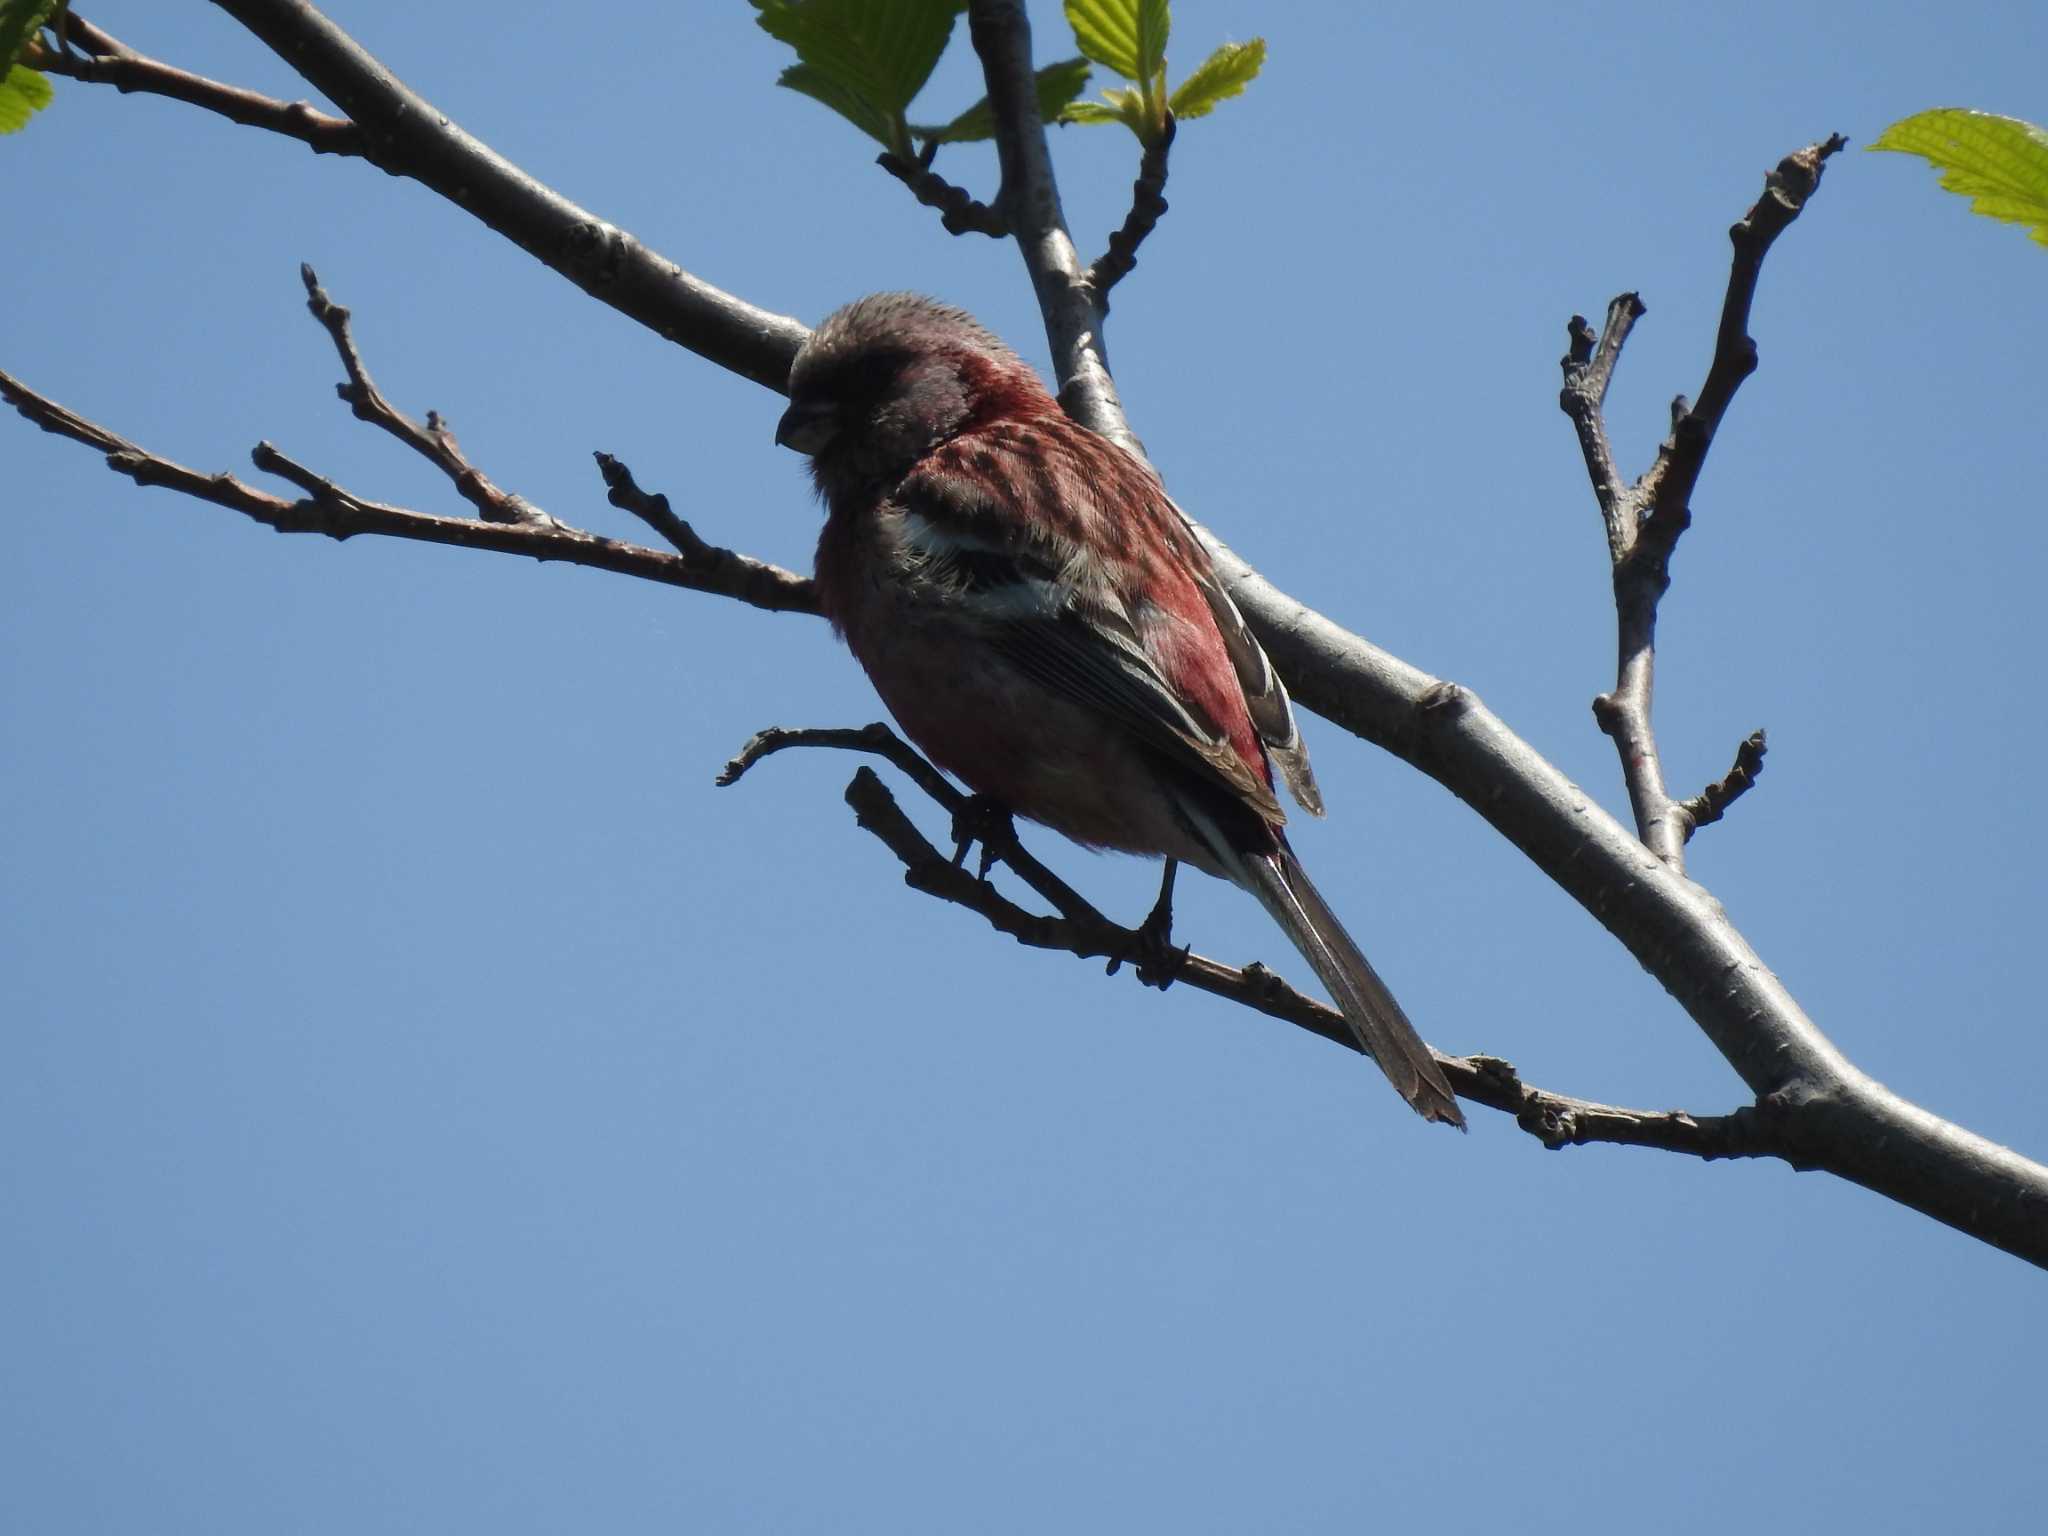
1237,842,1465,1128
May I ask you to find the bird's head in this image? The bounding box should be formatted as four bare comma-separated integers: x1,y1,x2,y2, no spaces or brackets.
776,293,1049,491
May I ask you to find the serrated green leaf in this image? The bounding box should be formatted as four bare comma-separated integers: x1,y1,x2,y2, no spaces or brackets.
1134,0,1169,82
1168,37,1263,120
918,56,1092,145
1870,108,2048,248
1,0,63,70
1058,99,1125,126
777,61,896,148
1059,84,1147,134
0,61,51,133
1063,0,1141,80
751,0,964,152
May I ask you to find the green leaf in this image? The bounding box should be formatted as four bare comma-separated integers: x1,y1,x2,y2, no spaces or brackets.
1135,0,1170,83
1058,99,1126,127
0,0,64,71
777,61,897,148
751,0,964,152
1870,108,2048,248
0,61,51,133
1063,0,1143,80
1168,37,1263,120
1059,84,1147,135
918,57,1092,145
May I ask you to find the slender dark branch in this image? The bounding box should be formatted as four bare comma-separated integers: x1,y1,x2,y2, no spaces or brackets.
588,453,815,614
29,12,366,155
1679,730,1768,840
0,366,818,613
718,723,1100,929
1567,139,1841,868
826,761,1778,1159
1646,135,1849,520
298,264,549,527
1558,293,1644,551
1086,112,1176,299
875,150,1010,237
208,0,808,393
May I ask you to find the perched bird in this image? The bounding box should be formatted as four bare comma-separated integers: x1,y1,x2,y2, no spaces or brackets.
776,293,1463,1128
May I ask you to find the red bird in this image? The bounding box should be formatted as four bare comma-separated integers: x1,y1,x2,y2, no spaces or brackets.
777,293,1462,1128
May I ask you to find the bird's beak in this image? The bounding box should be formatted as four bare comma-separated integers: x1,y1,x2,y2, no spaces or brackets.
774,399,839,455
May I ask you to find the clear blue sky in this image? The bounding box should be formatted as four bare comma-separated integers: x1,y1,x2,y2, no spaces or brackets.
6,2,2045,1530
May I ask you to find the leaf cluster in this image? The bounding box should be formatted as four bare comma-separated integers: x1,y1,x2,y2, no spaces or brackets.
750,0,1091,155
1059,0,1262,145
0,0,63,135
749,0,1262,155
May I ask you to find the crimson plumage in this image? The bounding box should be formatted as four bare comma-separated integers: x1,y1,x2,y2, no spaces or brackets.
778,293,1462,1127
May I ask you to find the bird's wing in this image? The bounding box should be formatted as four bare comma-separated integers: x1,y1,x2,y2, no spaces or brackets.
1170,513,1324,817
900,468,1284,824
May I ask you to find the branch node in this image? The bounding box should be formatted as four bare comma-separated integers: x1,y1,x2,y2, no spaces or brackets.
297,263,549,526
1678,729,1769,841
876,150,1011,238
1086,111,1176,298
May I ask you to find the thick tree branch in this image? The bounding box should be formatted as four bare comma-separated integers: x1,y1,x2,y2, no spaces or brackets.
38,10,2048,1264
207,0,808,393
964,0,1137,452
952,31,2047,1265
30,12,365,155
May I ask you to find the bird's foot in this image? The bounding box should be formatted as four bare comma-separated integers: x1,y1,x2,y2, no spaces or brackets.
950,795,1015,880
1106,860,1189,991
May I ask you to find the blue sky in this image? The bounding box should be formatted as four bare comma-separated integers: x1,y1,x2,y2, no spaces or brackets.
5,2,2046,1531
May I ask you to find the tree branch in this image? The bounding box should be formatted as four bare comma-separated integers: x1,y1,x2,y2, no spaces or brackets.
1086,112,1176,300
38,10,2048,1265
726,728,1786,1161
208,0,809,394
298,263,552,527
0,366,817,616
964,0,1138,452
875,144,1011,237
31,11,365,156
1680,730,1768,838
1567,137,1845,866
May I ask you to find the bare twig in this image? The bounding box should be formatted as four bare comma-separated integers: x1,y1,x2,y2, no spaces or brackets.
1086,112,1176,299
719,724,1101,928
28,12,364,156
1559,294,1645,550
587,453,815,615
744,737,1778,1158
1679,730,1768,839
1563,138,1843,866
0,366,818,614
876,149,1011,237
298,264,550,527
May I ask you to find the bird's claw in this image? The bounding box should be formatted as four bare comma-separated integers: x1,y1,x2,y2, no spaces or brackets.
950,795,1015,880
1106,869,1190,991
